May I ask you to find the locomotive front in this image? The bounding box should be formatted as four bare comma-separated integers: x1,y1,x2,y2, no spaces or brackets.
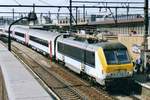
97,42,133,84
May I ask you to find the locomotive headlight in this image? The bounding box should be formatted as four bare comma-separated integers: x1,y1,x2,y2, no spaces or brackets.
128,71,133,75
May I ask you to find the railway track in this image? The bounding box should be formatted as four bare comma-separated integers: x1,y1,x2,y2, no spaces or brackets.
0,36,141,100
11,42,114,100
12,44,85,100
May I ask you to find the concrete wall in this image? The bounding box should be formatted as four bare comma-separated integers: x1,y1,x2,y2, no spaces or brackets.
118,34,144,61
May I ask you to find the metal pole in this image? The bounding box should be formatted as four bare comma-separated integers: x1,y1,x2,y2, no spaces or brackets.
144,0,149,51
83,4,85,22
115,8,118,25
127,3,130,20
40,13,42,24
57,8,60,25
127,3,129,34
48,11,51,23
8,17,28,51
12,8,14,21
33,4,35,25
78,9,80,20
143,0,149,70
69,0,72,33
76,7,78,25
127,7,129,20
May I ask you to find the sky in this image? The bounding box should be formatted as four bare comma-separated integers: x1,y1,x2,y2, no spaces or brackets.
0,0,146,19
0,0,145,11
0,0,145,5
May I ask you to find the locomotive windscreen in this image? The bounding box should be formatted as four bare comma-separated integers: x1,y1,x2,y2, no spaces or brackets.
104,49,130,64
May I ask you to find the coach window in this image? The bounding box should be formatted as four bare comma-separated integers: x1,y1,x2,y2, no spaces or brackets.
5,30,8,33
70,45,83,62
30,36,48,47
58,42,84,62
66,44,84,62
58,42,64,53
15,32,24,37
5,30,12,34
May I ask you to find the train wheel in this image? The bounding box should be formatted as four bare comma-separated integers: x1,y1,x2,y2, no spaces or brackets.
89,77,96,86
57,59,65,66
42,52,46,56
57,59,60,64
62,61,65,66
80,72,86,79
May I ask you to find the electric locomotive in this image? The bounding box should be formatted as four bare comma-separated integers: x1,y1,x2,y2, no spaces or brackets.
56,35,133,85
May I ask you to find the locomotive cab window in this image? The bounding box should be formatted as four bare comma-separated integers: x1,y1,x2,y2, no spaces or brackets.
116,50,130,64
104,50,117,64
104,49,130,64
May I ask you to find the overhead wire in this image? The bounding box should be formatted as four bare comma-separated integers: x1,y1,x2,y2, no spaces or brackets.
65,0,69,4
9,0,22,16
37,0,52,5
11,0,21,5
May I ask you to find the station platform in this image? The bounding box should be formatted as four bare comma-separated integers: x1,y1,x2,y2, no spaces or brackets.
133,74,150,99
0,43,54,100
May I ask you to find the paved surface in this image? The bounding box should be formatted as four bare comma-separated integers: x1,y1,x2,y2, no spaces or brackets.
133,74,150,100
0,43,54,100
133,74,150,89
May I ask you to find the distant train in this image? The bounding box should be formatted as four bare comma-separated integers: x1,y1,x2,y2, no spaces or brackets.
0,25,133,86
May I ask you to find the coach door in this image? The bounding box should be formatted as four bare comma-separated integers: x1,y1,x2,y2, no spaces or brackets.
25,31,29,45
81,45,88,72
12,28,15,38
81,50,85,72
48,41,52,62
